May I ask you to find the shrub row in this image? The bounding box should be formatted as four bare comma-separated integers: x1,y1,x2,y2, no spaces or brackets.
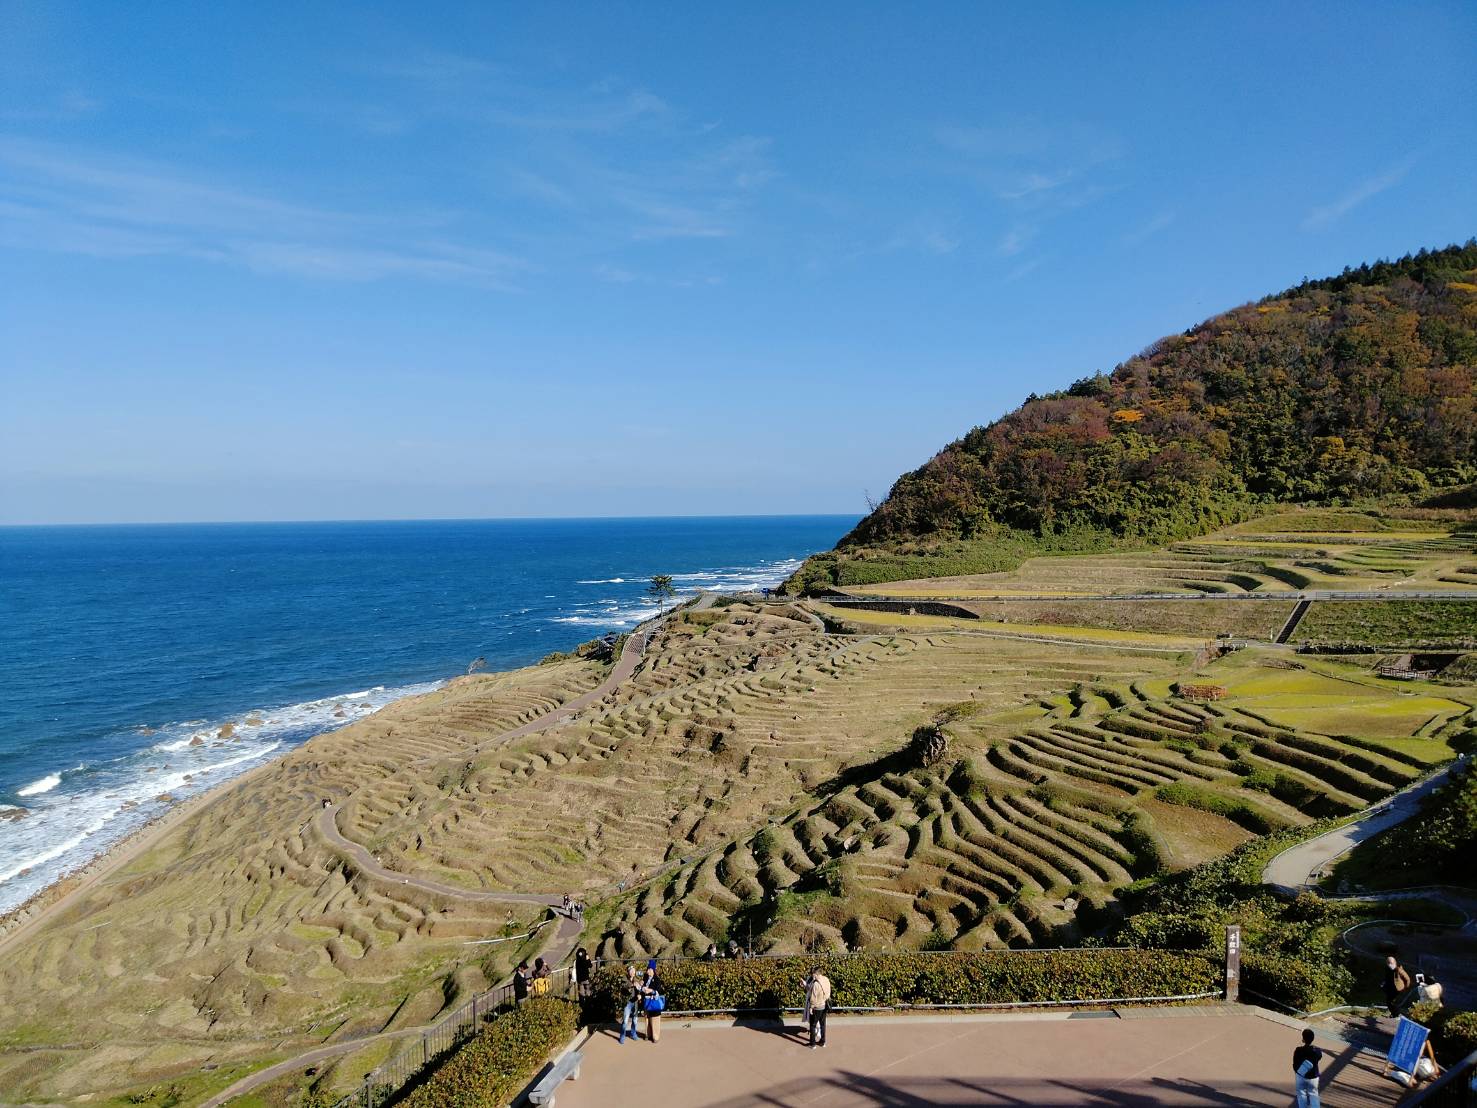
391,998,578,1108
587,949,1220,1019
1407,1002,1477,1064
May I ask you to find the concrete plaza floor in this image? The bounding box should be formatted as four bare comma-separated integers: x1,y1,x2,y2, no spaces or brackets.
552,1006,1403,1108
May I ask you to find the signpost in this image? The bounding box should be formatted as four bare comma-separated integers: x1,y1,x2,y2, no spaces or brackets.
1387,1016,1442,1084
1224,925,1240,1002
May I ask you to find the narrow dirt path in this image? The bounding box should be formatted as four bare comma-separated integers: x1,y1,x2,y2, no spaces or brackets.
200,913,586,1108
203,624,666,1105
317,805,560,903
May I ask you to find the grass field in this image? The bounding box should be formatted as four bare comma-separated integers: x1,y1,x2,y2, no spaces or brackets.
1295,599,1477,645
829,509,1476,603
1,581,1474,1102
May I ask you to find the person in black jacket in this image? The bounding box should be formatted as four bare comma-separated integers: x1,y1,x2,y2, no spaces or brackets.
512,962,530,1004
574,948,593,999
1293,1028,1322,1108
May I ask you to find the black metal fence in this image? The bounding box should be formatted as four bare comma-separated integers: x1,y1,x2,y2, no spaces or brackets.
1404,1049,1477,1107
329,965,573,1108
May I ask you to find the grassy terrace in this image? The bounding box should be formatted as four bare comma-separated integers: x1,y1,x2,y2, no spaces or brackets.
832,510,1476,600
2,546,1475,1102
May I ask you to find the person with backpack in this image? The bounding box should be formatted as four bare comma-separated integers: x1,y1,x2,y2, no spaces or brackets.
805,968,832,1049
1384,955,1412,1015
532,957,551,997
1293,1028,1322,1108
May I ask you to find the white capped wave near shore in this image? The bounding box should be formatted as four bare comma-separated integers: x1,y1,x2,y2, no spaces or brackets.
16,774,61,798
0,680,439,914
555,557,803,628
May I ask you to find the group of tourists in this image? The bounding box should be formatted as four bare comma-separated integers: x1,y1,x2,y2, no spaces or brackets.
617,960,667,1044
702,940,746,960
511,956,554,1001
1289,950,1446,1107
1383,954,1443,1015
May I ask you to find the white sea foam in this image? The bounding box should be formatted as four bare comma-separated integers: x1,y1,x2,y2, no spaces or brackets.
0,678,441,914
553,557,802,631
17,773,61,797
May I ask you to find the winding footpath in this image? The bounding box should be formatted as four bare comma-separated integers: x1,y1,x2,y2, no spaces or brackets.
1262,760,1464,893
198,622,661,1107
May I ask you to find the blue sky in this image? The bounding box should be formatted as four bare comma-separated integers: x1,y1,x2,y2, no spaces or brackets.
2,2,1473,525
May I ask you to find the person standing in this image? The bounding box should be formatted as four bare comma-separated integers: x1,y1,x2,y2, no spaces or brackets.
532,957,550,997
574,948,593,999
619,965,643,1043
513,962,531,1005
806,968,832,1049
1384,955,1412,1015
1293,1028,1323,1108
644,967,666,1043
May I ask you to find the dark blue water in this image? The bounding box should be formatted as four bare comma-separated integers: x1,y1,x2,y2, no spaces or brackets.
0,516,853,910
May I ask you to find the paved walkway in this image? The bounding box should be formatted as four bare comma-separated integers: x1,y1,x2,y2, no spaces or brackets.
1262,762,1462,892
555,1008,1400,1108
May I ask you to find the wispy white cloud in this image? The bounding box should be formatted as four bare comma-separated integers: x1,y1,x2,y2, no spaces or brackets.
0,88,101,123
997,226,1034,256
1302,160,1414,230
1122,209,1176,247
0,137,527,286
881,216,962,257
367,53,670,134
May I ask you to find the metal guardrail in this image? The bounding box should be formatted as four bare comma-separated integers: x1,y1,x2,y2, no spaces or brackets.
330,966,573,1108
1403,1048,1477,1106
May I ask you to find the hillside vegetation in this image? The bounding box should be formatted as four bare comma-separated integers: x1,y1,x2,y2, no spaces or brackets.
790,242,1477,593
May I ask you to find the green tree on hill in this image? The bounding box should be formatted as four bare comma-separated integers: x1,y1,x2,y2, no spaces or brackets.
647,574,676,614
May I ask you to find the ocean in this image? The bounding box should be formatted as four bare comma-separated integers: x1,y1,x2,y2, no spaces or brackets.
0,515,855,913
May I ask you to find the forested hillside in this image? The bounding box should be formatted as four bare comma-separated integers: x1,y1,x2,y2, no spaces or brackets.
844,241,1477,549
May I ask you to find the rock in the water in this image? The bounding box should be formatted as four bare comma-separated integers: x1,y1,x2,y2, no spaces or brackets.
217,722,236,739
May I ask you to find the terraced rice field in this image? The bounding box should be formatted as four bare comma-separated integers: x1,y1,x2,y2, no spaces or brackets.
1,595,1473,1104
1293,599,1477,646
845,513,1476,600
0,661,604,1101
589,640,1475,961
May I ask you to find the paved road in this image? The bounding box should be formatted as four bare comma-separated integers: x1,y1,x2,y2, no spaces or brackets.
1262,761,1465,892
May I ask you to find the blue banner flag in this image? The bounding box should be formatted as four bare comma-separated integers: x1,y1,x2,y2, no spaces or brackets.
1388,1016,1430,1075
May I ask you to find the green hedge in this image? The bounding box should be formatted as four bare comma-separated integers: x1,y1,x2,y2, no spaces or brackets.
1406,1004,1477,1065
588,950,1219,1018
392,998,577,1108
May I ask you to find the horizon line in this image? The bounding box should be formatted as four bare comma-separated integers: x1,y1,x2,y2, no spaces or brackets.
0,511,865,530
